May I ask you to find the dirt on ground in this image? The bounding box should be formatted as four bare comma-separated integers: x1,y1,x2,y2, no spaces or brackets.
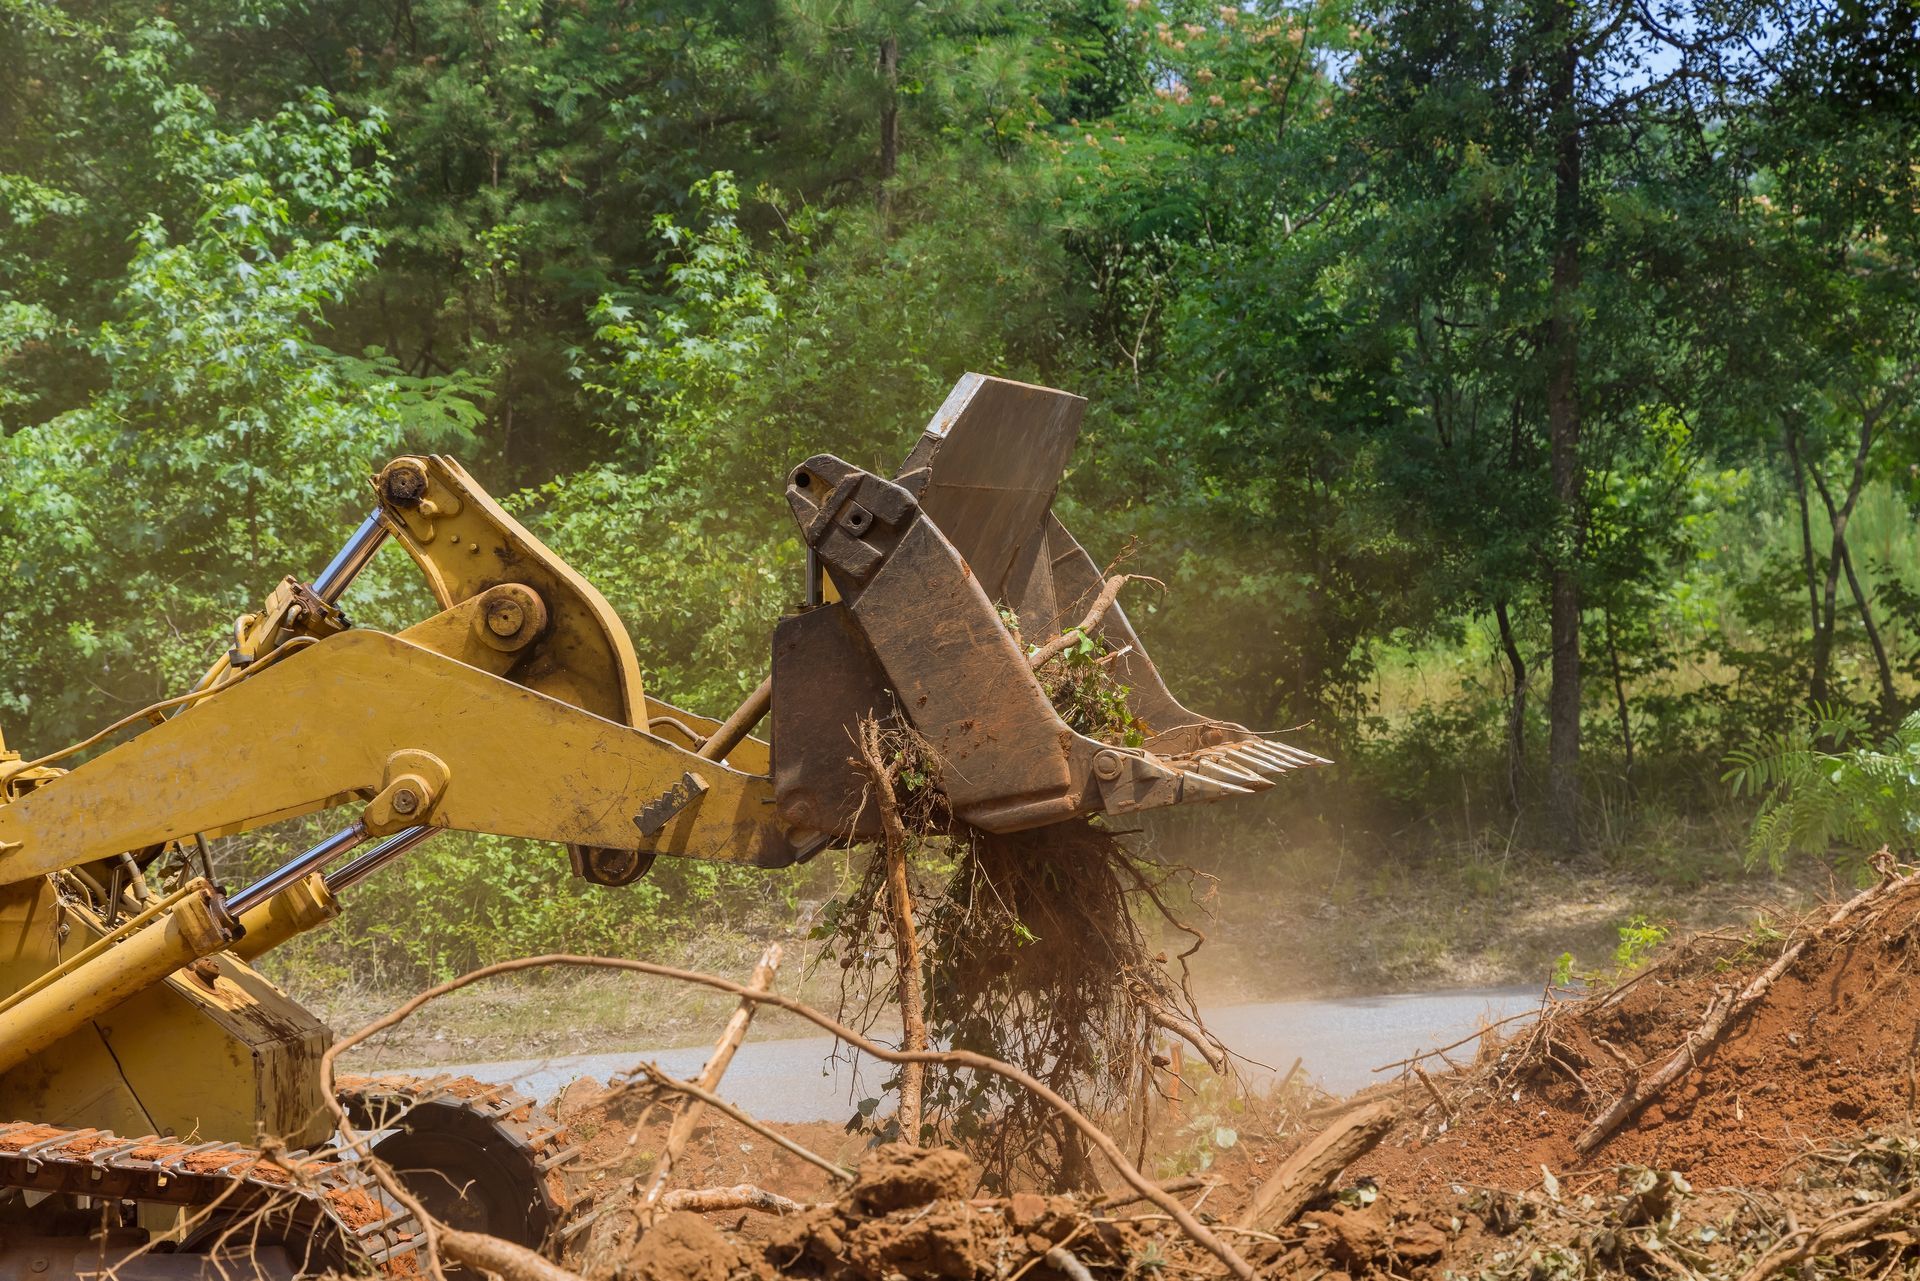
535,866,1920,1281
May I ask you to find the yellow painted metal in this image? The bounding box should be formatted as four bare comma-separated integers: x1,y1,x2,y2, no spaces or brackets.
375,455,646,728
642,695,772,774
0,878,335,1147
0,631,795,886
230,873,339,962
0,879,231,1075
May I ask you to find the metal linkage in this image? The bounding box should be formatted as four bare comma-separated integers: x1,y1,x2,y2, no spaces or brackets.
311,512,391,605
226,823,370,916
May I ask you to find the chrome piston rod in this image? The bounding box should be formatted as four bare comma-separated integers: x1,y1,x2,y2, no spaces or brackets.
311,511,391,604
226,823,371,916
325,826,435,893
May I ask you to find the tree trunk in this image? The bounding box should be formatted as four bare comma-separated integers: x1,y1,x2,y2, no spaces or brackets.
1807,415,1883,714
1544,21,1584,851
1835,536,1896,719
877,35,899,225
1604,608,1633,775
1785,423,1827,703
1494,599,1527,814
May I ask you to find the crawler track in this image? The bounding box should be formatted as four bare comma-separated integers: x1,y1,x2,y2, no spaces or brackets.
337,1073,577,1246
0,1117,421,1273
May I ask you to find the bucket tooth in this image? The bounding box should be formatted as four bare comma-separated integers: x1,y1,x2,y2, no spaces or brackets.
1195,757,1271,789
1225,748,1289,777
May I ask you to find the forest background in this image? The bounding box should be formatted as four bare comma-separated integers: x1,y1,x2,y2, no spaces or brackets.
2,0,1917,1005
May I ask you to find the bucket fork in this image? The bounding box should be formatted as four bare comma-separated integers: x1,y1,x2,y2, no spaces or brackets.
770,374,1325,836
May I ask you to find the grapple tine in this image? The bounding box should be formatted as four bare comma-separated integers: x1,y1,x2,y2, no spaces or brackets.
1226,748,1289,777
1196,757,1271,788
1260,740,1331,767
1174,769,1255,801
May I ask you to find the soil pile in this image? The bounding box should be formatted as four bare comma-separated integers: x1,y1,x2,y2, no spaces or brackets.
539,870,1920,1281
1361,866,1920,1194
764,1144,1235,1281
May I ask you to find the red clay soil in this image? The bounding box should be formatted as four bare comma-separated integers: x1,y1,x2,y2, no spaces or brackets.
1358,869,1920,1194
527,874,1920,1280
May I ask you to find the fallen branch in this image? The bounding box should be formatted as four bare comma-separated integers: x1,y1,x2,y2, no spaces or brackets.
1736,1181,1920,1281
1413,1065,1455,1122
1089,1176,1209,1210
1236,1100,1398,1232
328,953,1256,1281
1045,1245,1096,1281
1026,574,1164,670
1575,858,1905,1155
441,1229,582,1281
658,1184,812,1216
853,717,928,1142
641,942,783,1207
624,1064,855,1182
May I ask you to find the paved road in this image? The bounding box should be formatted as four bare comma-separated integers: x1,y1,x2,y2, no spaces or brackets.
385,986,1539,1121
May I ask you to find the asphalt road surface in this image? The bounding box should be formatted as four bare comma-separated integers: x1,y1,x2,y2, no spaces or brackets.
392,985,1540,1121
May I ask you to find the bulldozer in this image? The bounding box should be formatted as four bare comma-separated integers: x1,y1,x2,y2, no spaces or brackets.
0,375,1322,1276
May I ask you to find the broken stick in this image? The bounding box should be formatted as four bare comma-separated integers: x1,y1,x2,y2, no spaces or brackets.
1236,1099,1398,1232
641,941,783,1206
855,717,928,1143
657,1183,811,1216
1025,574,1164,670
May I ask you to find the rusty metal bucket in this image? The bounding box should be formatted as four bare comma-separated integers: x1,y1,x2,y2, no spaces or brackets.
770,374,1325,840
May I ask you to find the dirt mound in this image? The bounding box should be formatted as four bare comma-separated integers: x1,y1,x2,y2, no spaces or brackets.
531,871,1920,1280
617,1212,765,1281
847,1144,972,1214
1360,867,1920,1193
766,1145,1163,1281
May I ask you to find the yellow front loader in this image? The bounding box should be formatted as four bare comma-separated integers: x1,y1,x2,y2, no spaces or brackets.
0,375,1321,1277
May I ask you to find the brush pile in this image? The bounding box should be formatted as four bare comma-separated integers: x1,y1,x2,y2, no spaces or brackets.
335,856,1920,1281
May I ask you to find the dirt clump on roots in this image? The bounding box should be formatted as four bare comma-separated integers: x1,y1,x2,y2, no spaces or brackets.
764,1144,1188,1281
617,1211,771,1281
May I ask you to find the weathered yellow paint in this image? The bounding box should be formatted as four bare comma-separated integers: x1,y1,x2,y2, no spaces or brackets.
377,455,647,728
0,879,333,1148
230,873,339,962
0,631,795,886
0,880,230,1075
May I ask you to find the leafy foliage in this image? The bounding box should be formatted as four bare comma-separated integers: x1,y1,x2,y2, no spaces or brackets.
3,0,1920,985
1725,706,1920,873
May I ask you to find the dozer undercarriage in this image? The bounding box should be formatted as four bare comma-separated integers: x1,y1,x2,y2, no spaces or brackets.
0,375,1322,1275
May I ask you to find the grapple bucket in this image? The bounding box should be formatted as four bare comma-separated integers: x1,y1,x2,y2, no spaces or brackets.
770,374,1325,840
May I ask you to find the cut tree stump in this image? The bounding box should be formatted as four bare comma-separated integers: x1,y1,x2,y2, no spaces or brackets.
1236,1100,1398,1232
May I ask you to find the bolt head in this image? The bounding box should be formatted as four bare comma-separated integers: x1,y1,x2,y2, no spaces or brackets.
391,788,420,814
485,599,525,636
1093,750,1126,781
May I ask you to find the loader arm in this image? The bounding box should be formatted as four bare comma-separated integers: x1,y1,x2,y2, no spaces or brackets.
0,630,802,889
0,372,1322,913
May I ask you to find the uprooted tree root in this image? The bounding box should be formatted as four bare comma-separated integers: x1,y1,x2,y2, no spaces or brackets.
324,951,1257,1281
826,714,1228,1188
920,823,1230,1188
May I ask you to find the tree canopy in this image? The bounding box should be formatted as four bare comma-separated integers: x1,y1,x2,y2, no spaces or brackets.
4,0,1917,865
